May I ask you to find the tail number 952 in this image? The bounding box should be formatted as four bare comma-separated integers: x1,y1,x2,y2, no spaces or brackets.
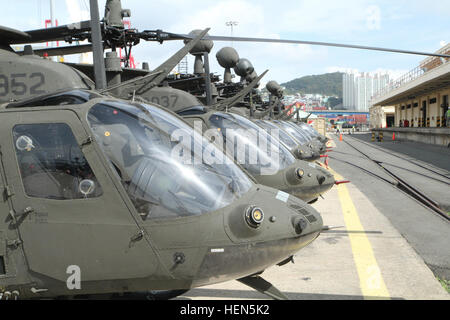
0,73,46,97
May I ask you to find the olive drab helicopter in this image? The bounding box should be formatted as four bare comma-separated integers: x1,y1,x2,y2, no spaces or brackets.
1,0,448,300
0,87,325,300
0,0,327,300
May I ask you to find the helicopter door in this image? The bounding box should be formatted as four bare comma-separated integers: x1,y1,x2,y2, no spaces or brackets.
0,110,159,288
0,150,28,285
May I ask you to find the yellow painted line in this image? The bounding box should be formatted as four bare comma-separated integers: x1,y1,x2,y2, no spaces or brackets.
330,168,390,300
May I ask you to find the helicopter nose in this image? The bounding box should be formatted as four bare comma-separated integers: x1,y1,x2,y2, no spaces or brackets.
297,150,313,160
193,186,323,287
312,151,321,158
225,186,324,244
316,167,336,191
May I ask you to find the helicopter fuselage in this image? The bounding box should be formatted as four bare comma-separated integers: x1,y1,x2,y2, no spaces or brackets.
0,97,322,299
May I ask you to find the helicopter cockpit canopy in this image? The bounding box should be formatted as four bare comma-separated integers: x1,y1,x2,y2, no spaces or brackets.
254,120,298,150
209,112,296,176
87,101,253,219
299,123,319,138
273,120,309,144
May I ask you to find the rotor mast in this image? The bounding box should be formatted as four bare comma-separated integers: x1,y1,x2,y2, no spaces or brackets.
89,0,107,89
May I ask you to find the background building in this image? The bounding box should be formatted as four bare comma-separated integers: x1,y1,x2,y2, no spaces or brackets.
343,72,389,111
370,44,450,146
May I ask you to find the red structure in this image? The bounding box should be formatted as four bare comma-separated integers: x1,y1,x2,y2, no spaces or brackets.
45,19,59,47
119,20,137,69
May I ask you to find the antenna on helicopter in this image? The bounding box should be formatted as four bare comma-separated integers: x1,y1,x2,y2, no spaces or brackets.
216,47,240,84
184,29,214,105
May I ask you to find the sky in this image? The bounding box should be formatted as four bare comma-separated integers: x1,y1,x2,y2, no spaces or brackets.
4,0,450,86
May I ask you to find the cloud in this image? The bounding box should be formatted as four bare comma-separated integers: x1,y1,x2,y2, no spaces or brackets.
128,0,331,83
65,0,90,22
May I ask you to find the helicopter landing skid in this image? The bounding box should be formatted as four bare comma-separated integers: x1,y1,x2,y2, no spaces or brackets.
237,275,289,300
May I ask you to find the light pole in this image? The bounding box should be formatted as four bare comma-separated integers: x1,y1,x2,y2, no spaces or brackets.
225,21,238,47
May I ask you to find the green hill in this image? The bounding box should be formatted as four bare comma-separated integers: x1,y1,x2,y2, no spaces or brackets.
281,72,343,97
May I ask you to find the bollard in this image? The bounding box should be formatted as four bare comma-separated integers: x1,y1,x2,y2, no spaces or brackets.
339,134,343,141
392,132,395,141
371,132,375,142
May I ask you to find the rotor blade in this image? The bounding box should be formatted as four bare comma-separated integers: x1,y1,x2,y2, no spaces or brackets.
256,98,277,120
215,70,268,111
15,44,96,57
180,34,450,58
99,71,163,94
141,29,195,42
20,20,92,44
0,26,31,44
150,28,211,81
136,28,211,93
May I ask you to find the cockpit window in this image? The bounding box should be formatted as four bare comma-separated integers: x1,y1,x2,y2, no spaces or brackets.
87,101,252,220
299,123,318,137
209,112,296,176
274,121,309,144
283,121,314,141
255,120,298,149
13,123,102,200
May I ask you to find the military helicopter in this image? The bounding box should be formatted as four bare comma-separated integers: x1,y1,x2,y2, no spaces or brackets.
0,84,327,300
2,0,448,301
0,0,329,301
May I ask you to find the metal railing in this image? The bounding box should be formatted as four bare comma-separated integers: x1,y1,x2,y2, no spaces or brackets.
370,56,449,103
